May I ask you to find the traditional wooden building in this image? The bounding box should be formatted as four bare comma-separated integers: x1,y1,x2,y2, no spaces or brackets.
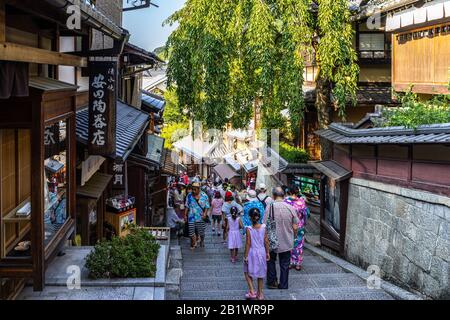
314,122,450,299
299,1,400,160
0,0,129,296
0,0,165,297
386,0,449,96
76,100,150,234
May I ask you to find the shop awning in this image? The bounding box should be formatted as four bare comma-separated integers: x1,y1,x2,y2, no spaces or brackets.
311,161,352,182
213,164,241,181
76,100,150,161
77,172,113,200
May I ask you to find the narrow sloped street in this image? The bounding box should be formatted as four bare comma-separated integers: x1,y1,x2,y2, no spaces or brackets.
179,226,395,300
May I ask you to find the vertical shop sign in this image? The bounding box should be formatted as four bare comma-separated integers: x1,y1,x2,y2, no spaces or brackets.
88,60,117,156
110,159,127,193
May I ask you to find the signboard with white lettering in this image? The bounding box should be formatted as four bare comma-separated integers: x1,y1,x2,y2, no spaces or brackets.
88,61,117,156
109,159,127,192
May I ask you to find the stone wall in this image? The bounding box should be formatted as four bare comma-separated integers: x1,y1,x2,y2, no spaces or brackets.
345,178,449,299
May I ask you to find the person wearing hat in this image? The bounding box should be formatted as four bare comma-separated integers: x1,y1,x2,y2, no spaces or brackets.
257,183,273,209
221,191,243,243
242,190,266,230
184,182,210,249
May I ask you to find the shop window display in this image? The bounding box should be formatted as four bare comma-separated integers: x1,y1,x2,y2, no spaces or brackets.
43,120,68,246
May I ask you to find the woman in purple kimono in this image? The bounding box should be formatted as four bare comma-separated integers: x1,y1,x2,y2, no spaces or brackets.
284,186,310,271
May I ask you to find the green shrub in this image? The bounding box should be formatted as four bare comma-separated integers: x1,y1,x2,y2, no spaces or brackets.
380,89,450,129
279,142,310,164
85,226,160,279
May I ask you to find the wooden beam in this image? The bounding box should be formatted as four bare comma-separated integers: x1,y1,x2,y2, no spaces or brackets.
393,83,450,95
0,42,88,67
0,0,5,42
31,100,45,292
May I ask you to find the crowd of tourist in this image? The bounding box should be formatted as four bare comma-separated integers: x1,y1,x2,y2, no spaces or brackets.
167,172,310,300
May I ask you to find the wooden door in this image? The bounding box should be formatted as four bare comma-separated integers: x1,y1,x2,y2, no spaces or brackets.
319,176,349,255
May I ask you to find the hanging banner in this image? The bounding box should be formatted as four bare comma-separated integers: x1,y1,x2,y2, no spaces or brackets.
88,60,117,156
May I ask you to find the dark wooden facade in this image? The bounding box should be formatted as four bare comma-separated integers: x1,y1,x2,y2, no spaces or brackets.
0,82,77,291
0,0,127,295
332,143,450,197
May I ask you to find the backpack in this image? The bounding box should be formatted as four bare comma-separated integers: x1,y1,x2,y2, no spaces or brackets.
258,195,268,209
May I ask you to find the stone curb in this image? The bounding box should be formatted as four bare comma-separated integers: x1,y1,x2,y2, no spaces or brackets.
304,243,423,300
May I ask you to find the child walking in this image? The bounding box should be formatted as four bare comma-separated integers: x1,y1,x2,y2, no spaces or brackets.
243,208,270,300
225,207,243,263
210,191,224,236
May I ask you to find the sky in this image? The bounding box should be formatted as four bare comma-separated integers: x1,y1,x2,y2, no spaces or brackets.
122,0,186,52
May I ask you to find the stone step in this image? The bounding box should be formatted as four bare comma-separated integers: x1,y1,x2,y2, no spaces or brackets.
180,254,327,263
181,264,348,275
180,286,393,300
179,225,395,300
181,272,363,284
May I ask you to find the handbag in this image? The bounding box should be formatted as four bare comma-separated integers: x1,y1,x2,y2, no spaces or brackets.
266,203,279,252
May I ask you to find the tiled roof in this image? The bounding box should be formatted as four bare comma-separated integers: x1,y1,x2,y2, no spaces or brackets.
260,147,289,172
142,91,166,111
210,143,232,162
355,0,419,19
125,43,164,65
311,161,352,182
213,164,241,181
282,164,319,174
172,135,216,161
316,122,450,144
76,101,150,160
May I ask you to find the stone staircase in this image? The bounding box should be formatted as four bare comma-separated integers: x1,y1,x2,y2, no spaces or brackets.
178,227,394,300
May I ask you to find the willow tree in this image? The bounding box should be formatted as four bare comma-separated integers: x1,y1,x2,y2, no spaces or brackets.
314,0,359,158
165,0,358,154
